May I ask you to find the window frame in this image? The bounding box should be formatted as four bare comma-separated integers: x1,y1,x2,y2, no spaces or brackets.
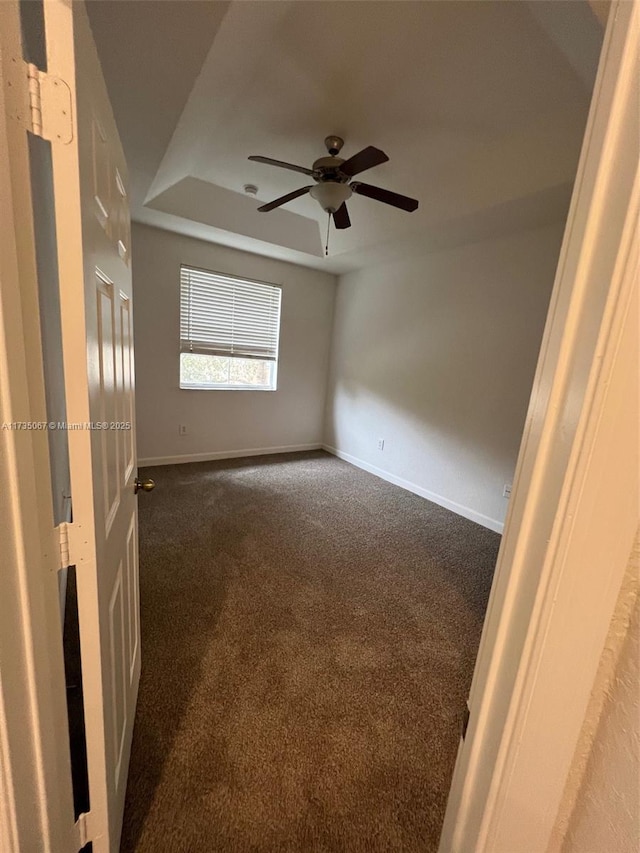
178,264,282,392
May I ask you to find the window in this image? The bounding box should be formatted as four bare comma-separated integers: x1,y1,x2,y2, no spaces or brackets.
179,265,282,390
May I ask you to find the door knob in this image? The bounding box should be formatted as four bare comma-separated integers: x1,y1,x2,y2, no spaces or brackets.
134,477,155,494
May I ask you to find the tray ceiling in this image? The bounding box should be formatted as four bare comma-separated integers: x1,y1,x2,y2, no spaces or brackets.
87,0,605,273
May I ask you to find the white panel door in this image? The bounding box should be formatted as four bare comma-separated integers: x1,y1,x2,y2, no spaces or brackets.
43,2,141,850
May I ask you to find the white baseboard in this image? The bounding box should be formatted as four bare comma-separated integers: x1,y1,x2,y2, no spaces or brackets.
322,444,504,534
139,442,504,533
138,443,322,468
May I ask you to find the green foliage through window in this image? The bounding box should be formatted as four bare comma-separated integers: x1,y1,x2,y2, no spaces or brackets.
180,353,275,389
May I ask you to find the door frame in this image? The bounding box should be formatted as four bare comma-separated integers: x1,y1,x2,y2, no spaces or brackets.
439,1,639,849
0,3,77,850
1,1,637,851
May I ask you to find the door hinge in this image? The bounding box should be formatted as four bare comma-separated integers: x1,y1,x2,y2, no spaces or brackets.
25,62,73,143
74,811,91,850
57,521,72,570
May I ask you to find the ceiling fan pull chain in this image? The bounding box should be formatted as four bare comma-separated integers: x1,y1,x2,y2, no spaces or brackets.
325,212,331,256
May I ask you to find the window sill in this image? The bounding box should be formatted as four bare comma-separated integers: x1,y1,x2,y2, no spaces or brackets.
179,384,277,392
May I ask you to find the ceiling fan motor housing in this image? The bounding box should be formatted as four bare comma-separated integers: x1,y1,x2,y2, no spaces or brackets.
312,156,349,183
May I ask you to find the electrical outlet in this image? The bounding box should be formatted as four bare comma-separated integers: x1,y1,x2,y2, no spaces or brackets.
178,424,187,436
503,483,512,498
377,438,385,451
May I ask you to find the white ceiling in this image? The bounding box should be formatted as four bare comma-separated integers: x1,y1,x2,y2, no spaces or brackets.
87,0,605,274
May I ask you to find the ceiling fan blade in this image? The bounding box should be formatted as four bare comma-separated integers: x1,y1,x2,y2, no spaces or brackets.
333,202,351,229
351,181,419,212
248,155,316,177
339,146,389,177
257,186,312,212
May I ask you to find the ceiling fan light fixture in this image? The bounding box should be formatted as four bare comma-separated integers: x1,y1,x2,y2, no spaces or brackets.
309,182,352,213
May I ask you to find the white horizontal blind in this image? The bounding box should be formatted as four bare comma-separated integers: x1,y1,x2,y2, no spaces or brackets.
180,266,282,361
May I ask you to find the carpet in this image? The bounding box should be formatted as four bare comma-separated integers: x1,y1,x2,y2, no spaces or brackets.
120,450,499,852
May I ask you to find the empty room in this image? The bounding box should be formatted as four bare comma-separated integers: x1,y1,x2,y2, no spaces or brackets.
3,2,638,853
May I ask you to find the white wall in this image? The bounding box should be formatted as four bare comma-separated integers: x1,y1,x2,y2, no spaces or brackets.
563,589,639,852
132,223,336,464
324,223,565,531
553,552,640,853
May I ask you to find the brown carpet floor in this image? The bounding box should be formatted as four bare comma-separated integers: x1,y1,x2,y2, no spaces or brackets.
120,450,499,853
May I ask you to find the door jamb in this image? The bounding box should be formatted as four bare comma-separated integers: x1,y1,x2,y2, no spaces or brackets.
439,1,639,849
0,2,77,850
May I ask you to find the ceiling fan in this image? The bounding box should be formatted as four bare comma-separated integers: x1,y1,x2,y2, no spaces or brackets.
248,135,419,231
